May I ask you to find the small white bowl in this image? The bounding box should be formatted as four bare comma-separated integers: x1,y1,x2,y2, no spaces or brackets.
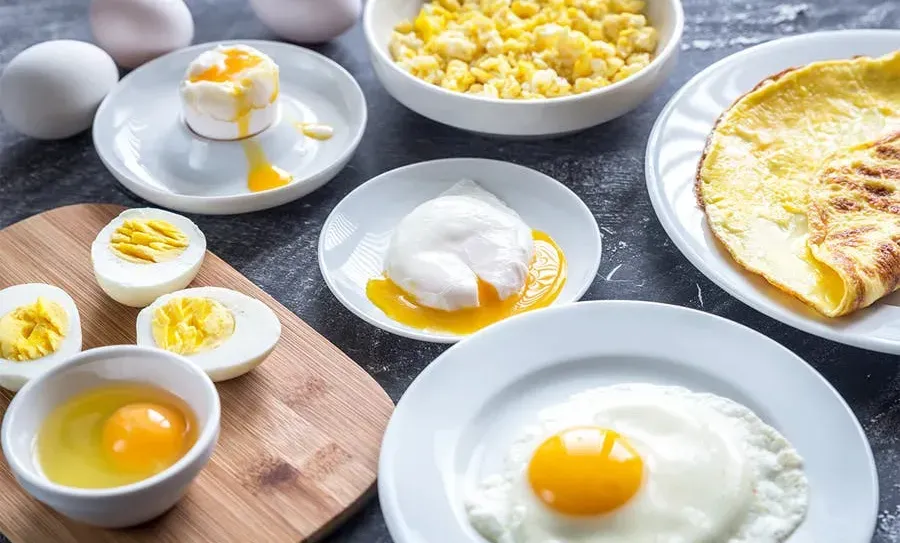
1,345,220,528
318,158,603,343
363,0,684,137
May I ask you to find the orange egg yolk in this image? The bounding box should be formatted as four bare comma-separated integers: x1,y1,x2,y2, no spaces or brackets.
189,48,263,83
365,230,566,335
528,427,644,516
101,402,190,475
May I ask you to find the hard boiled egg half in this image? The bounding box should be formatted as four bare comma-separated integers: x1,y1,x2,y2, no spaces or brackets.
0,284,82,391
92,208,206,308
136,287,281,381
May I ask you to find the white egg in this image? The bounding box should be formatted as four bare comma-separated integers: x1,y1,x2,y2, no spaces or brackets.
248,0,360,43
90,0,194,69
466,384,808,543
0,40,119,140
0,284,82,391
91,208,206,308
135,287,282,381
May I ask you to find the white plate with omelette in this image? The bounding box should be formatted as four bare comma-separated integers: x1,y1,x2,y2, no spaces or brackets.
646,29,900,354
379,301,876,543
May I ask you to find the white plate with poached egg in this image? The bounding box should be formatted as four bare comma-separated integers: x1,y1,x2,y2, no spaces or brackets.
93,40,366,215
379,301,877,543
318,158,602,343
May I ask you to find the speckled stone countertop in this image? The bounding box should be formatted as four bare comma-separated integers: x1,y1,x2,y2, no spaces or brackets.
2,0,900,541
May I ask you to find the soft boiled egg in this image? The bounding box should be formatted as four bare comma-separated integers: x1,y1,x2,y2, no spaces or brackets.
0,284,82,391
135,287,281,382
466,384,808,543
366,180,567,335
91,208,206,308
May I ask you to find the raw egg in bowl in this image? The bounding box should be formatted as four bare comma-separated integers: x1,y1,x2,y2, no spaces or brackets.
1,345,220,528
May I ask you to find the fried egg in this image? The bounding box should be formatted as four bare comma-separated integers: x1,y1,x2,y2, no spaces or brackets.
465,384,808,543
135,287,281,382
0,283,82,391
91,208,206,308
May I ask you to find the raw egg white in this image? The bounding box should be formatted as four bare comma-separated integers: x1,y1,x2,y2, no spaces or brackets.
466,384,808,543
0,284,82,391
135,287,281,382
90,0,194,68
91,208,206,308
0,40,119,140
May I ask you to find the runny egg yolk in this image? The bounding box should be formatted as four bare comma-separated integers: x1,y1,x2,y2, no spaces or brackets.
189,47,263,84
102,403,189,474
109,218,189,264
366,230,566,335
243,140,292,192
0,297,67,361
528,427,644,516
151,297,235,355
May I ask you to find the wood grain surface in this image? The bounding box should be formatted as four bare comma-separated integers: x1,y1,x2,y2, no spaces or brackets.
0,204,393,543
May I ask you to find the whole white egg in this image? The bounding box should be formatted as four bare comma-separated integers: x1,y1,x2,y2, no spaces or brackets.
91,208,206,308
248,0,361,43
466,384,809,543
90,0,194,69
0,40,119,140
0,284,83,391
135,287,282,382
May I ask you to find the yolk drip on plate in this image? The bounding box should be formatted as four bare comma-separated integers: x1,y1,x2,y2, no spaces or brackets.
366,230,566,335
242,140,293,192
109,218,189,264
151,297,236,355
528,426,644,516
37,382,198,489
0,297,68,361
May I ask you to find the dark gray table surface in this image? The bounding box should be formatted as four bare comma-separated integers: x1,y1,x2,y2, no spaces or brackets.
2,0,899,541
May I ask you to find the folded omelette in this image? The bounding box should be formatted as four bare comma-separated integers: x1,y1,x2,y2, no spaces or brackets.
696,51,900,317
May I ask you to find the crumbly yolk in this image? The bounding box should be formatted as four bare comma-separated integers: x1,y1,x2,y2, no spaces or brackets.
528,426,643,516
366,230,566,335
102,402,190,475
109,219,189,264
0,297,68,361
151,297,235,355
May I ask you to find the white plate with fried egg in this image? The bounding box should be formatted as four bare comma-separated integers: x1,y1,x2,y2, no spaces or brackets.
645,29,900,354
318,158,602,343
93,40,366,215
379,301,876,543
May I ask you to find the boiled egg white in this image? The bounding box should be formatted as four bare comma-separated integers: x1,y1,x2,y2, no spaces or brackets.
91,208,206,308
135,287,281,382
466,384,808,543
0,284,82,391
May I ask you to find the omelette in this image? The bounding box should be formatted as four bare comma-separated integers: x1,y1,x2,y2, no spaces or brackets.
697,51,900,317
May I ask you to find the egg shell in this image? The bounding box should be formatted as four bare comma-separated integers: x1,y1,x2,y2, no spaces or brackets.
90,0,194,69
135,287,282,382
91,208,206,308
248,0,361,43
0,40,119,140
0,284,83,392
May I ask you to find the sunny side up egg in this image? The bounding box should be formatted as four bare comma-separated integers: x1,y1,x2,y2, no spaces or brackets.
136,286,281,382
0,284,82,391
466,384,809,543
91,208,206,308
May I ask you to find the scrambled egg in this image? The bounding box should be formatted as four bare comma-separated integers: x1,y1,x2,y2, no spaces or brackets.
0,297,68,361
389,0,658,99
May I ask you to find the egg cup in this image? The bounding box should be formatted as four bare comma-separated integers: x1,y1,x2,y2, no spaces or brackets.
1,345,220,528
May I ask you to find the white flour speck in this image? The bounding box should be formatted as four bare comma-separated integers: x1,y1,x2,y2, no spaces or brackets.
605,263,624,282
878,505,900,542
773,3,809,23
600,226,616,235
690,39,715,51
696,283,704,308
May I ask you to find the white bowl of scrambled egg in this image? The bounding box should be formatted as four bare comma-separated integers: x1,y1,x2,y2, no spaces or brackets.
364,0,683,137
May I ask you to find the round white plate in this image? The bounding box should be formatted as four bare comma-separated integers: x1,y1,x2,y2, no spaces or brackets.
379,301,877,543
318,158,602,343
93,40,367,215
646,29,900,354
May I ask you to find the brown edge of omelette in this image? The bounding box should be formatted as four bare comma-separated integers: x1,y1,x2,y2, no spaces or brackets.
691,55,884,317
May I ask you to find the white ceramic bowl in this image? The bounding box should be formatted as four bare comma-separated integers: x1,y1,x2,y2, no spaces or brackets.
363,0,684,137
1,345,221,528
318,158,603,343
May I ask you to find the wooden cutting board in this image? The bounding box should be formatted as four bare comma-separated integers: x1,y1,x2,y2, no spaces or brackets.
0,204,393,543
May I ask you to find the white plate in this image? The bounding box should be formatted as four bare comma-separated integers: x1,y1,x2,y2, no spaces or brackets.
378,301,877,543
93,40,367,215
318,158,602,343
646,29,900,354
